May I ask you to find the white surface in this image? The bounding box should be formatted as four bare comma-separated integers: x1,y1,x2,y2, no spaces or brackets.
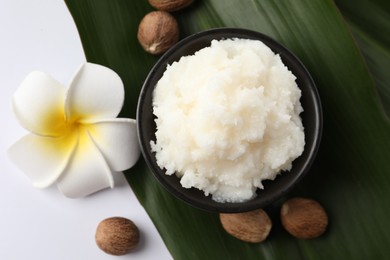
0,1,171,259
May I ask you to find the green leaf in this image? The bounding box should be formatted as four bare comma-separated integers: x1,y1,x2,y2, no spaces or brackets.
336,0,390,117
65,0,390,259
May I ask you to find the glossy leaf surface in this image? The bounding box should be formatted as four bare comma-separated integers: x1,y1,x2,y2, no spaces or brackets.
65,0,390,258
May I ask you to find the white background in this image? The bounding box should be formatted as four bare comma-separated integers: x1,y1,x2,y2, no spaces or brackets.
0,1,171,259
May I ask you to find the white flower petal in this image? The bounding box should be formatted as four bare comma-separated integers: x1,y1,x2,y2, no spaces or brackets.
65,63,124,122
12,71,66,136
56,130,114,198
7,133,77,188
87,118,140,171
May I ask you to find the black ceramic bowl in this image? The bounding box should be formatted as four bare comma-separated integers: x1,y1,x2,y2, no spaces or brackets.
137,28,322,213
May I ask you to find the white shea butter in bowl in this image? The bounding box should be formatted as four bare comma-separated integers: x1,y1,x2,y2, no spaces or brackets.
137,28,322,212
151,38,305,203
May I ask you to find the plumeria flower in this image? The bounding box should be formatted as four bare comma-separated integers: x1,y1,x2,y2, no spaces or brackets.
8,63,140,198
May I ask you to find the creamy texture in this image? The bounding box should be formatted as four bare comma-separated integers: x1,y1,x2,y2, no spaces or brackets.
151,38,305,203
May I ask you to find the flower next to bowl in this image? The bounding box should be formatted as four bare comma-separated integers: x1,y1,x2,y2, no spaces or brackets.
8,63,140,198
150,38,305,203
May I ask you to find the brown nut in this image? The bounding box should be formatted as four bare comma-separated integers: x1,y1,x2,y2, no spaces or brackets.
95,217,140,255
148,0,194,12
220,209,272,243
281,197,328,239
137,11,179,55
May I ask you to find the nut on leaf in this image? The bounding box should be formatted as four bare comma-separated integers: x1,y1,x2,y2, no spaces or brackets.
137,11,179,55
95,217,140,255
220,209,272,243
148,0,194,12
281,197,328,239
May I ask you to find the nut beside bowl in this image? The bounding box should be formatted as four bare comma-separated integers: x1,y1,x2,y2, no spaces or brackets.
137,28,322,213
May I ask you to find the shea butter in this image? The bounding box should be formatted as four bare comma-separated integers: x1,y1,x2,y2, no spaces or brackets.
151,38,305,203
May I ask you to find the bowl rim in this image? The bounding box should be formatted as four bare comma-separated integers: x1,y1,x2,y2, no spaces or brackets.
137,27,323,213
